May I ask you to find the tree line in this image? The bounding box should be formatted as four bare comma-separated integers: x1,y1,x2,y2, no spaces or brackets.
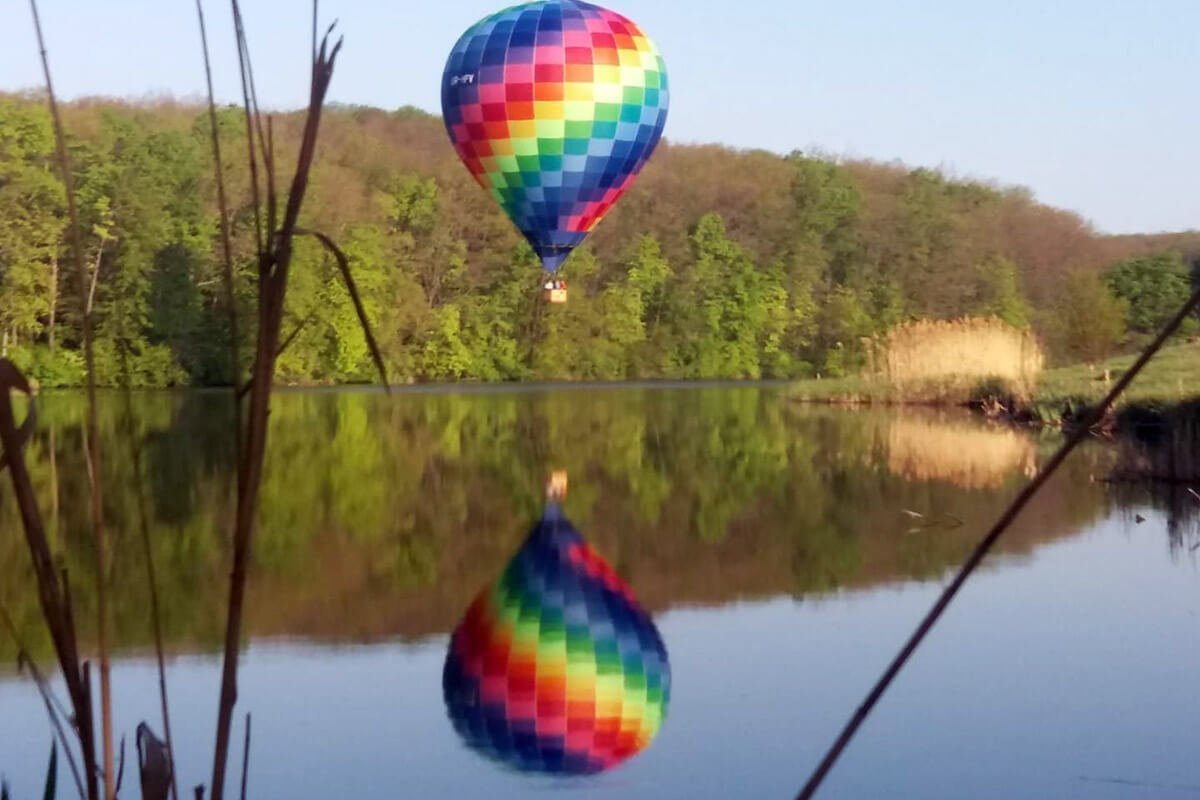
1,94,1197,387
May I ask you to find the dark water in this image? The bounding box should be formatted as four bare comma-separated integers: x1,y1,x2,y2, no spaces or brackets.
1,387,1197,798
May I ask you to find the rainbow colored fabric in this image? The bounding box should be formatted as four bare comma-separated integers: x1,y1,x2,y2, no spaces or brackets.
443,504,671,775
441,1,670,272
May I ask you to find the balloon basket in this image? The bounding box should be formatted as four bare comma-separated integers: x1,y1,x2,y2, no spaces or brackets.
545,287,568,305
546,470,569,499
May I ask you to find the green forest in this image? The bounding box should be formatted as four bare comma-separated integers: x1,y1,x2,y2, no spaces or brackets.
1,93,1198,387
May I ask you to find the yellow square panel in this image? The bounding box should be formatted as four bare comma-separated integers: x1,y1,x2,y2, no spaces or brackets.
533,100,564,120
618,47,640,67
508,120,537,139
593,65,621,85
564,82,595,102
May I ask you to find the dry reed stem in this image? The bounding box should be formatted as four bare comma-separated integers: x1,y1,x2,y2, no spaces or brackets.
297,228,390,388
796,285,1200,799
28,1,114,795
229,2,264,257
0,359,97,800
238,714,251,800
209,6,344,797
0,606,86,800
196,0,244,446
114,737,128,798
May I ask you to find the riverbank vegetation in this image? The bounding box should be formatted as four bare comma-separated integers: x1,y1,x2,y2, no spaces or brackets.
2,94,1198,388
793,337,1199,410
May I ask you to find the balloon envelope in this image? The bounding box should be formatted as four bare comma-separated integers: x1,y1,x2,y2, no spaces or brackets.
443,504,670,775
441,1,670,272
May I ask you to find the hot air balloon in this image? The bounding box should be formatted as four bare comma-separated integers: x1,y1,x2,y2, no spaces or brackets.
441,1,670,304
443,501,670,775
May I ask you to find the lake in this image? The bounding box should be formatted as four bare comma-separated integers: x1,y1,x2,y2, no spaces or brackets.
1,386,1197,798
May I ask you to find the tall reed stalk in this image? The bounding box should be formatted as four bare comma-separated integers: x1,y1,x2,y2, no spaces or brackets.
200,4,386,798
2,4,384,799
22,0,115,796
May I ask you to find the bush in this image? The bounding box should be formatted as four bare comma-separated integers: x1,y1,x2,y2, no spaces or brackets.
92,341,188,388
5,345,87,388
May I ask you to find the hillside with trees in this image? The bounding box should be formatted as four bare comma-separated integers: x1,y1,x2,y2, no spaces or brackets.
1,93,1197,387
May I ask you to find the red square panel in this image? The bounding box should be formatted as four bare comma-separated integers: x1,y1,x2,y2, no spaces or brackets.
534,63,564,83
482,102,507,122
484,121,510,139
506,82,534,102
565,46,593,65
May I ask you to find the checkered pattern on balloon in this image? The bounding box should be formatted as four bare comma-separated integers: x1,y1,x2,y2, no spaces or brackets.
441,0,670,273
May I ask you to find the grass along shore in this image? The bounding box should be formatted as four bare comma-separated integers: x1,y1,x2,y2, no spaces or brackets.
790,339,1200,418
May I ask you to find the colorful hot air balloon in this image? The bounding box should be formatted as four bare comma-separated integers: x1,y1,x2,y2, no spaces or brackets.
441,1,670,280
443,503,671,775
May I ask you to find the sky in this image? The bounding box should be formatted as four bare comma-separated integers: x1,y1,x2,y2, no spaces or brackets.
2,0,1198,234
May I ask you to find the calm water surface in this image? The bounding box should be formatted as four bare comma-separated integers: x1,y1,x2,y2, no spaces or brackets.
1,386,1197,798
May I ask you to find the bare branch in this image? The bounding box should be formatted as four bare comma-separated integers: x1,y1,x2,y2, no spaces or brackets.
2,369,97,800
27,1,113,794
196,0,244,444
230,0,263,256
86,242,104,317
209,10,343,799
297,228,390,389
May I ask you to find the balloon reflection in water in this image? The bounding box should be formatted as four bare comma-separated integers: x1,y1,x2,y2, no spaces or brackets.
443,504,670,775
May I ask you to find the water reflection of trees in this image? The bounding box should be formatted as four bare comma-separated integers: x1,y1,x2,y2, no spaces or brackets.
1107,401,1200,551
1,388,1117,660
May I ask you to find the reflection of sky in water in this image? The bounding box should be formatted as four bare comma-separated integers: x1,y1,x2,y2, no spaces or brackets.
2,514,1197,798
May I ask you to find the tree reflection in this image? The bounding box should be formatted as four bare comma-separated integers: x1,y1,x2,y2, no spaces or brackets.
0,388,1126,662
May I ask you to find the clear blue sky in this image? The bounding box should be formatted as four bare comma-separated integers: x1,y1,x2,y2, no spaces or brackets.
3,0,1198,234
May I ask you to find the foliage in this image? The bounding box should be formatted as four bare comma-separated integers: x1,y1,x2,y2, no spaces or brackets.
1106,252,1197,338
1052,270,1128,364
974,255,1032,328
0,95,1196,386
0,99,65,354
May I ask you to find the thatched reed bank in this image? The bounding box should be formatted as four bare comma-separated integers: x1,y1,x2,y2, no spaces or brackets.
871,317,1045,403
